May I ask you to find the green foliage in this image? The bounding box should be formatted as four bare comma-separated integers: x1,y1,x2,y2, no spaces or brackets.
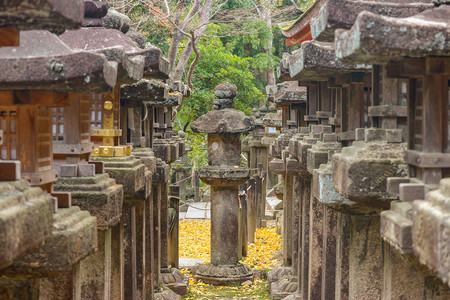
175,23,264,168
221,19,272,59
185,132,208,170
251,53,280,72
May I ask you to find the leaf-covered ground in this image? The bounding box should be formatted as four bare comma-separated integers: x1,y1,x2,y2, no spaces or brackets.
179,219,282,299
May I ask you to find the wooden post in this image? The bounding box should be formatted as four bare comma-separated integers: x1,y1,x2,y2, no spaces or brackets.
421,73,444,184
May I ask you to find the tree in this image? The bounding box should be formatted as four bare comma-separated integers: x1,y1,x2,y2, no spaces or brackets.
175,23,265,168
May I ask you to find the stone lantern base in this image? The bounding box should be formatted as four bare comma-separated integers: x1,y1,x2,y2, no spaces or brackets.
161,267,189,295
193,263,253,285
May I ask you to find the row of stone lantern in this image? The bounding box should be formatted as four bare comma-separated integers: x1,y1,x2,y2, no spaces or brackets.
0,1,188,299
263,0,450,299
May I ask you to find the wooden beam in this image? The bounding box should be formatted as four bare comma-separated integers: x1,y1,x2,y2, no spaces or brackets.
0,91,14,105
387,59,425,78
426,57,450,75
404,150,450,168
0,161,21,181
51,192,72,208
14,90,57,106
0,27,19,47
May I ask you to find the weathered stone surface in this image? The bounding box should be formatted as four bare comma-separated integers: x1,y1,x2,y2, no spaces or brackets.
332,141,407,208
270,275,298,299
91,155,146,195
207,133,243,166
0,180,53,270
286,156,307,175
0,30,117,92
192,83,254,134
274,81,307,106
413,178,450,286
381,201,414,254
348,215,383,299
152,159,170,184
306,139,341,173
262,111,283,129
268,265,292,284
102,9,131,33
288,40,370,81
84,0,108,18
153,138,183,164
193,83,253,286
336,6,450,64
54,174,123,230
280,0,432,38
288,134,305,160
215,82,238,99
0,0,84,33
66,0,167,81
277,53,292,81
133,147,157,173
198,166,249,187
122,80,179,106
193,263,253,285
310,0,433,41
191,109,254,134
273,182,284,200
60,26,168,82
122,79,164,99
297,139,317,166
312,163,355,209
5,206,97,275
271,131,296,159
126,30,147,49
161,267,189,296
60,27,143,83
154,287,181,300
82,0,108,27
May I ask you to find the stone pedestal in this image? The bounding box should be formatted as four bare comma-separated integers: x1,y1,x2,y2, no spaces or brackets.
191,82,255,285
2,206,97,299
194,168,253,285
89,155,150,299
332,141,406,209
53,173,123,299
0,180,54,270
413,178,450,287
349,215,383,299
151,159,188,297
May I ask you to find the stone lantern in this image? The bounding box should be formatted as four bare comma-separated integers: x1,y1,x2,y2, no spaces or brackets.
191,82,255,285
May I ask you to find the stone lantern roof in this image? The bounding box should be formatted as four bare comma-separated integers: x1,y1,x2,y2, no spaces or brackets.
191,83,255,134
288,40,370,81
0,30,117,92
280,0,433,45
0,0,84,33
274,81,307,106
121,79,181,106
336,5,450,64
60,1,168,84
278,52,293,81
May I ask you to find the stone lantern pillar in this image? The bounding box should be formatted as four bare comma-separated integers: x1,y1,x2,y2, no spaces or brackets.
191,82,255,285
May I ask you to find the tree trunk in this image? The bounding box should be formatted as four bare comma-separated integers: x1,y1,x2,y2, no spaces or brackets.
260,4,276,86
167,0,201,77
172,0,213,82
